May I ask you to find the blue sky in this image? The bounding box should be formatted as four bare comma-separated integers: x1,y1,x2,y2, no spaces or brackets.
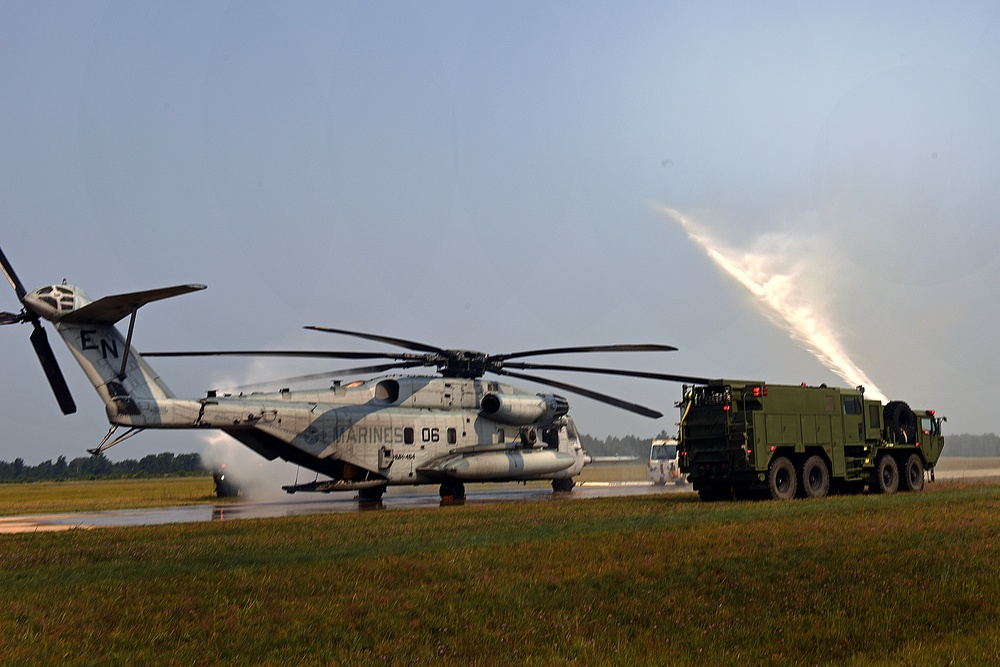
2,1,999,465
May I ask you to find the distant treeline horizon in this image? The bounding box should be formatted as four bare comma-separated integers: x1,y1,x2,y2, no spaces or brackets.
0,452,204,483
1,432,995,482
938,433,1000,457
581,431,1000,461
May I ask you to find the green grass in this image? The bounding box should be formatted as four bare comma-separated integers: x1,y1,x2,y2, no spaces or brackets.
0,477,218,515
3,483,1000,664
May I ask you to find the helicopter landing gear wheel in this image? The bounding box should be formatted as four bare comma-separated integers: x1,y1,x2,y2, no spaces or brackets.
439,480,466,502
552,478,575,493
358,485,386,502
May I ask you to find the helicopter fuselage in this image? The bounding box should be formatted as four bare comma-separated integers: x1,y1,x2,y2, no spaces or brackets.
1,270,682,500
100,372,587,490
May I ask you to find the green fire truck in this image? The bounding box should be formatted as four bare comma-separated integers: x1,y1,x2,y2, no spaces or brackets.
676,380,945,501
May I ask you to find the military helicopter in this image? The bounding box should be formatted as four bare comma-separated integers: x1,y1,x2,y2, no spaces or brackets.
0,247,707,501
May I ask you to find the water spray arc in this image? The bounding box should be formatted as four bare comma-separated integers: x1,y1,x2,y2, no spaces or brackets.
657,204,886,402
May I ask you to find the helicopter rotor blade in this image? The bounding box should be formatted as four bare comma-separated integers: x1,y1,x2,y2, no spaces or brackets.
304,326,446,355
503,361,712,385
497,368,663,419
29,326,77,414
143,349,425,361
498,343,677,361
0,245,77,414
0,311,26,326
0,246,28,301
216,360,431,393
143,324,693,418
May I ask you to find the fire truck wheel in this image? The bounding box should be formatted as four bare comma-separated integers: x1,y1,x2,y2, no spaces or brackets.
901,454,925,492
768,456,797,500
874,455,899,494
800,455,830,499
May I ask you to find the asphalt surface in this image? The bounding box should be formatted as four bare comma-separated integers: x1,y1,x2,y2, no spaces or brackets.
3,466,996,535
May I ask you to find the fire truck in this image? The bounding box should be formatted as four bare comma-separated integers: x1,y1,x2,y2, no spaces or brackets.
677,380,944,501
647,438,685,485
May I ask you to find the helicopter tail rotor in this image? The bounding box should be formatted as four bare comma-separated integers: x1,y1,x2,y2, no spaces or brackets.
0,246,77,414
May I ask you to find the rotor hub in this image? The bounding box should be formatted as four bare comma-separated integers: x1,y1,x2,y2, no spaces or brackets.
437,350,495,378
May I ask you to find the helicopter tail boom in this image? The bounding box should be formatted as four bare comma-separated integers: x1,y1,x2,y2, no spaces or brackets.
31,284,207,428
57,319,204,427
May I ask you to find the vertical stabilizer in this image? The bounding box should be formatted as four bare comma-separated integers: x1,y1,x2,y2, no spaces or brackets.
58,320,175,405
21,283,206,425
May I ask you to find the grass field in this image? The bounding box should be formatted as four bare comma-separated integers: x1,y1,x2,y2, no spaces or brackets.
3,480,1000,665
0,477,218,516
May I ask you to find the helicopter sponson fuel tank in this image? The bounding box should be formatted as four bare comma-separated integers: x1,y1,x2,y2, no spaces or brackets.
419,448,578,481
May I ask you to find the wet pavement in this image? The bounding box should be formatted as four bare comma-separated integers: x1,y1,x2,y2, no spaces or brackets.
3,467,995,535
0,481,692,534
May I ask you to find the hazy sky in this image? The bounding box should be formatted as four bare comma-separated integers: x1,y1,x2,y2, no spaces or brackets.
2,1,998,467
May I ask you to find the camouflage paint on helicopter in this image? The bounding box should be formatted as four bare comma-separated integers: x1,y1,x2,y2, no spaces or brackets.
0,247,706,501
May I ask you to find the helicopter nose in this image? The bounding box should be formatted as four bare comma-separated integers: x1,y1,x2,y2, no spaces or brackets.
23,284,81,321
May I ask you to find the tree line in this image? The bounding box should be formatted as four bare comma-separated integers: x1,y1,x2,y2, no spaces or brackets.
939,433,1000,457
582,432,1000,460
0,452,204,483
580,431,672,460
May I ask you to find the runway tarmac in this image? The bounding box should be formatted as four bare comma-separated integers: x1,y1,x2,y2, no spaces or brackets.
2,466,996,535
0,480,692,534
